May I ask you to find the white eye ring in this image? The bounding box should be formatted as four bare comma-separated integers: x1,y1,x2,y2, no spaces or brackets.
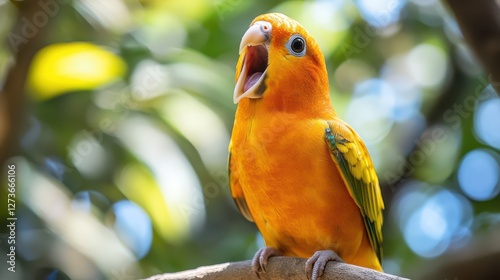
286,34,306,57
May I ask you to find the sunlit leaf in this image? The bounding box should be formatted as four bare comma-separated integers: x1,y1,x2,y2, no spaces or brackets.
28,42,126,100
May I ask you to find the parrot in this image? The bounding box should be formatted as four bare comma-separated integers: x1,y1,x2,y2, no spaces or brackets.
228,13,384,280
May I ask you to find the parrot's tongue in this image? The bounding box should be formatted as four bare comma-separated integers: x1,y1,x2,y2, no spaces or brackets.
244,72,263,92
233,45,268,103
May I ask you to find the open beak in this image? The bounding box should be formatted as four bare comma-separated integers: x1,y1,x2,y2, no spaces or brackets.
234,21,272,104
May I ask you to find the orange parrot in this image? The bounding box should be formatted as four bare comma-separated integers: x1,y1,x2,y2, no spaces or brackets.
228,13,384,280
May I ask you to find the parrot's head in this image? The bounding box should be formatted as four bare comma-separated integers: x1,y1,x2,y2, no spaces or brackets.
234,13,330,109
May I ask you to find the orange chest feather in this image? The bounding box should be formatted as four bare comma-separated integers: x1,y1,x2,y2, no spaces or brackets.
231,110,364,255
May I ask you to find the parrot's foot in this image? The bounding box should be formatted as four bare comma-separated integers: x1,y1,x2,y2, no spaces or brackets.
251,246,280,277
305,250,344,280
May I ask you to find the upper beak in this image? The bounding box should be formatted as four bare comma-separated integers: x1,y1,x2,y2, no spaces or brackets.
239,21,272,54
234,21,272,104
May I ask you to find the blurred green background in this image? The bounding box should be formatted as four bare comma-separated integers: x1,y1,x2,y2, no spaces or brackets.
1,0,500,279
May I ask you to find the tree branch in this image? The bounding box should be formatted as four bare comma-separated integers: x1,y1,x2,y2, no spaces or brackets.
445,0,500,94
144,257,407,280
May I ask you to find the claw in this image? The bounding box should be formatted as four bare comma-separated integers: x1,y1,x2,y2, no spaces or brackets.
305,250,343,280
259,253,267,272
251,247,280,277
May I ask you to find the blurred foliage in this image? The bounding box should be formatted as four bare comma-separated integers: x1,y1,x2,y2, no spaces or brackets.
29,42,127,100
0,0,500,279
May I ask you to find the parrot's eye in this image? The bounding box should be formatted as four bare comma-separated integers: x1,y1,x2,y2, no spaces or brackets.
286,35,306,57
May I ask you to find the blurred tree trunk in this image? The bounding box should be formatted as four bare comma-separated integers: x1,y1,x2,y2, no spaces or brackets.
445,0,500,94
411,228,500,279
384,1,500,279
0,1,54,165
382,0,500,198
144,257,407,280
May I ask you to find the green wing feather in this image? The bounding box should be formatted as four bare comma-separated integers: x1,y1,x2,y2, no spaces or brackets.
324,121,384,262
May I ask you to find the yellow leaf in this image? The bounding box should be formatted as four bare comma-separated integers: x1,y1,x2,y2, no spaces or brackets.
28,42,126,100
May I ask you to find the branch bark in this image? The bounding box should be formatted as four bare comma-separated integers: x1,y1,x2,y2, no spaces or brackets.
445,0,500,94
144,257,407,280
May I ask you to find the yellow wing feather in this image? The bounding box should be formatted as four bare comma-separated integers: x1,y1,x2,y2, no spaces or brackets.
324,120,384,262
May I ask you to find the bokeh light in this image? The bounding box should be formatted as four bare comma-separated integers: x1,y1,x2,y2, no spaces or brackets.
273,0,352,55
345,79,395,143
76,0,132,33
355,0,406,28
382,258,401,277
130,60,171,100
112,200,153,259
160,94,230,167
474,95,500,150
458,149,500,201
395,183,473,258
406,44,447,88
68,131,111,179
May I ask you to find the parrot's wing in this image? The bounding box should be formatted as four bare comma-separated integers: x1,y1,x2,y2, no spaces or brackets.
228,145,254,222
324,120,384,262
